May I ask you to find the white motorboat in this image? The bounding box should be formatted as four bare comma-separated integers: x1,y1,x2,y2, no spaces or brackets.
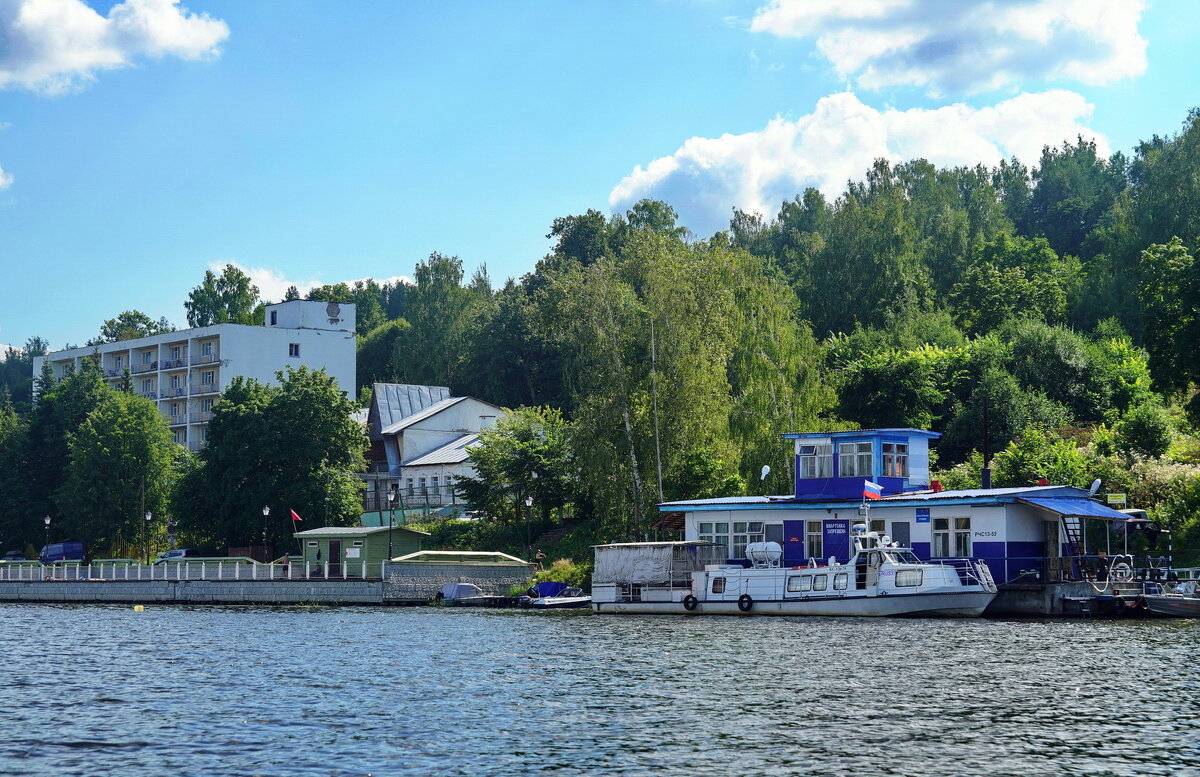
591,526,997,617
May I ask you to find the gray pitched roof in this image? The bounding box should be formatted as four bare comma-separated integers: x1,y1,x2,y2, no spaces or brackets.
402,433,479,466
369,383,451,437
381,396,469,435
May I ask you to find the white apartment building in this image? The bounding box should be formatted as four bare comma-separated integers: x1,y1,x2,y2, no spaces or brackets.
33,300,357,450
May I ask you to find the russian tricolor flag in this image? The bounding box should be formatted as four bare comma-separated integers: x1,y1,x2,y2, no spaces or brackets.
863,480,883,501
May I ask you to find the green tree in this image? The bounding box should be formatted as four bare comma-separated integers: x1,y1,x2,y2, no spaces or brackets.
396,253,474,388
307,280,387,336
992,428,1092,488
455,407,576,523
184,264,262,327
176,367,365,549
57,391,177,554
90,310,174,344
1138,237,1200,393
1114,400,1172,458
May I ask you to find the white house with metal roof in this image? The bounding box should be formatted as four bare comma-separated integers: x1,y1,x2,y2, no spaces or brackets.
362,383,503,511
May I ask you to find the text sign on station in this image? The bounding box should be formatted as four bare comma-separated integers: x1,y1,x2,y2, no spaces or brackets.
916,508,930,523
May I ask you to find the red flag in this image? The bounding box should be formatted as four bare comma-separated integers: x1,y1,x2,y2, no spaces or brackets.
290,509,302,522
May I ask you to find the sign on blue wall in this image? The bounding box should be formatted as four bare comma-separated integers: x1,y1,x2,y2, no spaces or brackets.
823,520,850,562
916,508,930,523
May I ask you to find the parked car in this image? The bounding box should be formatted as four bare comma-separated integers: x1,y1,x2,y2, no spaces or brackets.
2,550,25,562
39,542,85,565
153,549,196,563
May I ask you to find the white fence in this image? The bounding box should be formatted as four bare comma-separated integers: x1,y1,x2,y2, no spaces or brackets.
0,561,390,582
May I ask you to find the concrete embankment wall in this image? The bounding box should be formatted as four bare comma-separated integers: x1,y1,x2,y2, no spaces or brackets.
988,582,1096,616
0,580,385,605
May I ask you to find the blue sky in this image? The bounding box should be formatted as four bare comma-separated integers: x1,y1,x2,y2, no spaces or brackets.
1,0,1198,350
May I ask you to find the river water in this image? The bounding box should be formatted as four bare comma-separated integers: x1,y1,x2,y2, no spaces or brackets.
1,605,1197,777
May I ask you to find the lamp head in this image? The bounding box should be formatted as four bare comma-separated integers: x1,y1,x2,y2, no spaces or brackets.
262,505,270,516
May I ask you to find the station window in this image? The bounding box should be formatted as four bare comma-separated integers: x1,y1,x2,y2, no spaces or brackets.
933,517,972,557
883,442,908,477
805,521,823,560
839,441,873,477
731,521,764,558
798,444,833,479
895,569,923,587
834,573,848,590
270,310,278,326
698,522,730,553
711,577,726,594
812,574,828,591
289,343,300,357
869,519,885,535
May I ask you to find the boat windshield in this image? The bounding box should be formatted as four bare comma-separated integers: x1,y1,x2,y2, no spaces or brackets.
885,550,922,564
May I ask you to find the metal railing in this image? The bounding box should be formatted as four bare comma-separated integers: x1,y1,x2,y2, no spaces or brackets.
190,353,220,366
362,487,458,512
0,561,389,581
190,384,219,396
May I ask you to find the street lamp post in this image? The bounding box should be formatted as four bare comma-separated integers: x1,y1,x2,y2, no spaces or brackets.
262,505,270,562
43,515,50,552
525,495,533,561
144,511,152,564
387,490,396,561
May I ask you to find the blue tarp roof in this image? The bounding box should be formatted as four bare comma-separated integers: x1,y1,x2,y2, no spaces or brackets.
1017,497,1132,520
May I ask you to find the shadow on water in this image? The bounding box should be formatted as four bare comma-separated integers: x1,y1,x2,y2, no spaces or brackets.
2,604,1198,776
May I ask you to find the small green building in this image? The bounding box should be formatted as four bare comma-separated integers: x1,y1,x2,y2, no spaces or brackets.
293,525,429,577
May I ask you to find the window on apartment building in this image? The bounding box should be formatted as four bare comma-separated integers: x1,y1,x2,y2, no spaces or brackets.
142,379,152,393
202,371,214,385
114,356,123,369
289,343,300,357
202,342,213,356
142,351,152,364
171,375,181,389
798,444,833,479
171,346,180,360
838,441,872,478
270,310,278,326
201,398,213,412
883,442,908,478
805,521,823,560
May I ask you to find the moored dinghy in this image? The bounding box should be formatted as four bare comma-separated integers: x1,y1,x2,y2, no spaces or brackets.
591,526,997,617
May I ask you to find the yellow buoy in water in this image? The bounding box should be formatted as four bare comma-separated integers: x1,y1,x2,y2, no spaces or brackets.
133,605,144,611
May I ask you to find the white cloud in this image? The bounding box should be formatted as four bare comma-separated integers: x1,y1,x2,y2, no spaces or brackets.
609,90,1106,236
0,163,11,189
750,0,1146,96
0,0,229,95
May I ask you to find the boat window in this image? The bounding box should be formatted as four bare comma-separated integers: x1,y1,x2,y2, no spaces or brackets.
711,577,726,594
798,576,813,592
812,574,828,591
892,551,921,564
895,569,923,587
799,444,833,479
787,575,804,592
834,573,848,590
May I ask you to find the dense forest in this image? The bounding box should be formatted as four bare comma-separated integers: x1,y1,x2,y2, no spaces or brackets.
4,108,1200,559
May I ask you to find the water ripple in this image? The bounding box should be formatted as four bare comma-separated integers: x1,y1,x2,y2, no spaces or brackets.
1,605,1198,776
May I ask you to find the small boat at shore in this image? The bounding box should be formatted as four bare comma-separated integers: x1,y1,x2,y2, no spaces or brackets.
592,527,997,617
1143,581,1200,617
526,586,591,609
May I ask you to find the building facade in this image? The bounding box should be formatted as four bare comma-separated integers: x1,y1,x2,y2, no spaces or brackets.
33,300,357,450
658,427,1135,586
361,383,503,511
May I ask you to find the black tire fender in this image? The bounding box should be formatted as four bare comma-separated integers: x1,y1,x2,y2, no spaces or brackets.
682,594,698,611
737,594,753,612
1112,595,1127,610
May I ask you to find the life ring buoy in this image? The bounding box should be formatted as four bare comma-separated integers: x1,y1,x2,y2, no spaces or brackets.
737,594,753,612
682,594,698,611
1110,562,1133,582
